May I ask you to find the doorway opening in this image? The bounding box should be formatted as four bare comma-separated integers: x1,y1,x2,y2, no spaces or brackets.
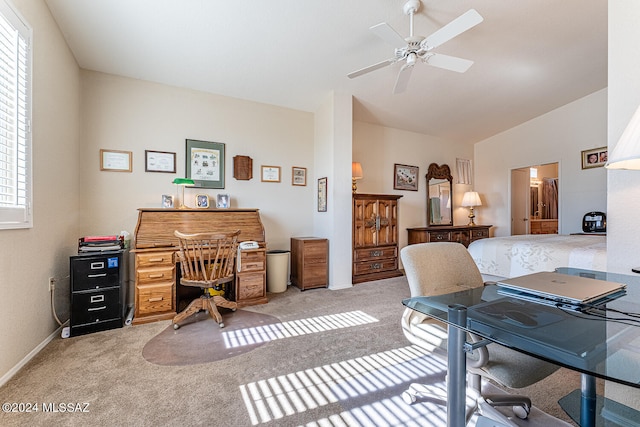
511,163,559,235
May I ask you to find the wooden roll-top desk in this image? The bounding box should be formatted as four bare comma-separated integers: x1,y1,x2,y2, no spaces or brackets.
132,208,267,324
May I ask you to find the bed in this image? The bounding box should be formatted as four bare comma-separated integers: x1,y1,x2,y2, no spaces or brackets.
468,234,607,279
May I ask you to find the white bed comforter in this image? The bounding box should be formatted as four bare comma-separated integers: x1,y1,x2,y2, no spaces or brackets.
468,234,607,278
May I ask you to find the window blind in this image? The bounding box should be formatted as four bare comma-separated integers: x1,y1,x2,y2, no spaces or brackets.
0,0,31,229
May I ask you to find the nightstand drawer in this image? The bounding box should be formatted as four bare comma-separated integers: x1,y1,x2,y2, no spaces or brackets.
137,283,173,314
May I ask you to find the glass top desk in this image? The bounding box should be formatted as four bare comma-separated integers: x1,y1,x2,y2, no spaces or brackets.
403,268,640,427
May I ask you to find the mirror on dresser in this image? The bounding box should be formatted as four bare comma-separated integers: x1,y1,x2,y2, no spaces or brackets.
426,163,453,226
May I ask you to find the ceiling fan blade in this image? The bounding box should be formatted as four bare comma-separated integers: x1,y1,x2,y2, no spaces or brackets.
425,53,474,73
421,9,483,50
370,22,407,48
348,58,395,79
393,64,414,94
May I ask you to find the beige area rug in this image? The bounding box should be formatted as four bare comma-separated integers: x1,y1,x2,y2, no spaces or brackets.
142,309,280,366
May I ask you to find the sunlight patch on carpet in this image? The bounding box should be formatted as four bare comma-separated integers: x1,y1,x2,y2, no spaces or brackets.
223,310,378,348
239,345,449,425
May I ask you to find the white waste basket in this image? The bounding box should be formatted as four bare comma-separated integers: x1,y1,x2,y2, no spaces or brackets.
266,250,290,293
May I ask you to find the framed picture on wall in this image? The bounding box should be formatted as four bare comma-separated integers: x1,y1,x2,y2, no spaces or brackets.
292,166,307,186
317,177,327,212
100,149,132,172
186,139,225,188
261,165,281,182
145,150,176,173
393,163,419,191
581,146,607,169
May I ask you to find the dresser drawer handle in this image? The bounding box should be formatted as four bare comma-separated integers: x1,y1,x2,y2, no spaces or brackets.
148,296,164,302
88,273,107,278
436,235,444,240
148,258,165,263
370,250,382,257
148,273,165,279
87,306,106,312
90,295,104,303
370,263,381,270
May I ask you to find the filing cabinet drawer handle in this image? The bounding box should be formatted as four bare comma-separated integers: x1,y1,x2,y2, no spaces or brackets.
148,273,165,279
87,306,106,312
90,262,105,269
90,295,105,303
88,273,107,278
148,297,164,302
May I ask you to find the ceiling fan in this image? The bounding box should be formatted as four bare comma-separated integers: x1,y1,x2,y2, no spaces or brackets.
348,0,483,94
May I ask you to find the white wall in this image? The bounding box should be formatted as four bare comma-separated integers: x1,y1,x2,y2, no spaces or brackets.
474,89,608,236
605,0,640,410
0,0,81,382
353,121,476,251
78,71,316,252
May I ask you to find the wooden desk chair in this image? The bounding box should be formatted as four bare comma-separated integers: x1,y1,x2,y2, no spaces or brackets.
173,230,240,329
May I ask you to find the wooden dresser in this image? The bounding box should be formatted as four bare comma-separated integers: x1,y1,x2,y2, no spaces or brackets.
407,225,492,248
132,208,267,324
352,194,403,284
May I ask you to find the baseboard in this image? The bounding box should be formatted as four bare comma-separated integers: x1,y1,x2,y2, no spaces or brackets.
0,323,66,388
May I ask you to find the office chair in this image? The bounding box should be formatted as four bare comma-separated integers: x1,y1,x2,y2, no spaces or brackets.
172,230,240,329
400,242,560,425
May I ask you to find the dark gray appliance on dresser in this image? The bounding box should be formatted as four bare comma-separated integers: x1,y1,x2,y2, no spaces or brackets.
69,250,127,336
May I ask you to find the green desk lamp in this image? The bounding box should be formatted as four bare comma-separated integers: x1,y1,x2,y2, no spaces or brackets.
172,178,195,209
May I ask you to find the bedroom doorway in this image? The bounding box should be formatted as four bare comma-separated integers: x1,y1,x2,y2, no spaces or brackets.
511,163,559,235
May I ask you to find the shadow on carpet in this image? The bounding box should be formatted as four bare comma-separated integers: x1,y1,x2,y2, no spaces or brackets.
142,309,280,366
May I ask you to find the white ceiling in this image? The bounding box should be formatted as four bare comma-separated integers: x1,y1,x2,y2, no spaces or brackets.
44,0,607,145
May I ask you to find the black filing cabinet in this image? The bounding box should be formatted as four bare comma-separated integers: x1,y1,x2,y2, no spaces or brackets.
70,250,127,336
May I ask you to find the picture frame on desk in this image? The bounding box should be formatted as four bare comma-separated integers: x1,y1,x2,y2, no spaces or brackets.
161,194,174,208
186,139,225,188
216,193,230,208
195,194,209,209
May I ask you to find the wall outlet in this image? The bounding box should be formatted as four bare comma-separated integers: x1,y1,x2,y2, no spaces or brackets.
49,277,55,291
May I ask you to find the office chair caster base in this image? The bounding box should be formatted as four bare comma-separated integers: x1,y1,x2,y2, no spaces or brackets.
402,390,417,405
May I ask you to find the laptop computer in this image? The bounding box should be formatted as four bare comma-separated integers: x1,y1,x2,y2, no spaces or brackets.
496,271,626,308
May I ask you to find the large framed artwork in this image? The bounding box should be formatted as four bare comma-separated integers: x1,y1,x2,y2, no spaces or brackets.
186,139,225,188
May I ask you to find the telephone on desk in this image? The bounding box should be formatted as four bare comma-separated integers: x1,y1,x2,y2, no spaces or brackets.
239,241,259,250
237,241,260,272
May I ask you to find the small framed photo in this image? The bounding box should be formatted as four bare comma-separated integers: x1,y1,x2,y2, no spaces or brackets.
216,193,230,208
317,177,327,212
145,150,176,173
582,147,608,169
261,165,281,182
394,163,419,191
292,166,307,186
100,149,132,172
161,194,174,208
195,194,210,209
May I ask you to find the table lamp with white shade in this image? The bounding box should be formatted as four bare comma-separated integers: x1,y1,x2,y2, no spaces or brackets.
352,162,363,193
461,191,482,226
